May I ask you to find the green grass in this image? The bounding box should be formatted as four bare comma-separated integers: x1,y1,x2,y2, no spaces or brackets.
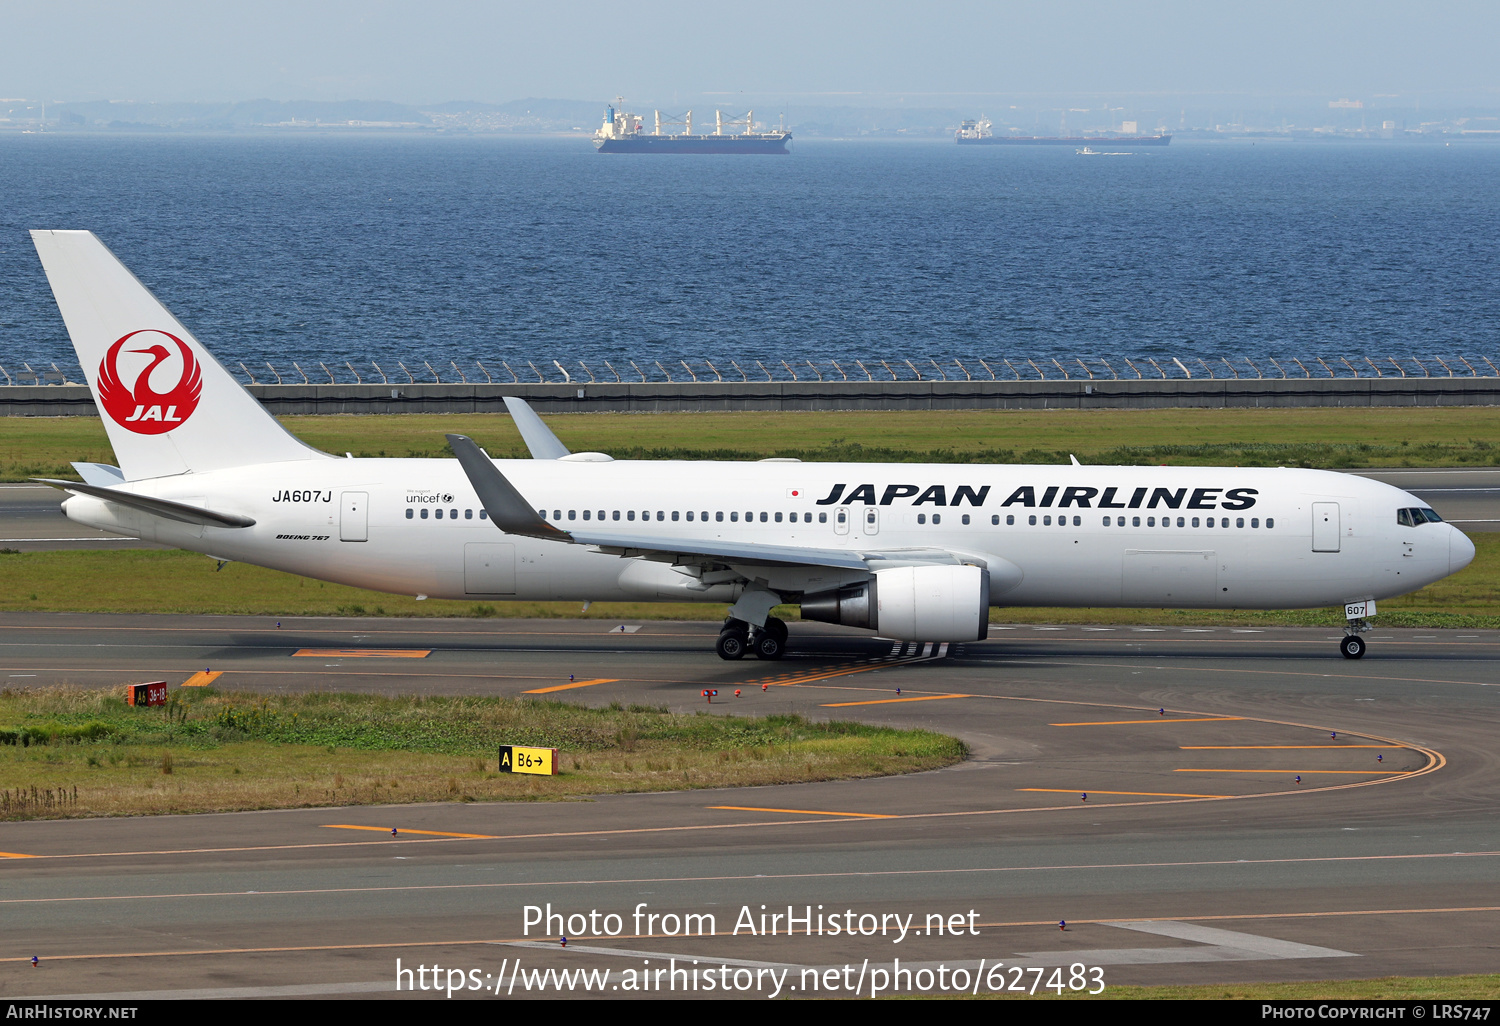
9,406,1500,481
2,535,1498,626
0,686,966,819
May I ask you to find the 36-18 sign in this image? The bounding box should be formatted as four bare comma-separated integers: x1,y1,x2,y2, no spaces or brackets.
498,745,557,776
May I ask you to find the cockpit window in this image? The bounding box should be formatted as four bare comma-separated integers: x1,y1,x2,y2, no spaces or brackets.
1398,506,1445,526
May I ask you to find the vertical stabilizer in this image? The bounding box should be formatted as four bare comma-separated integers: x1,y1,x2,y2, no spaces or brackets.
30,230,329,480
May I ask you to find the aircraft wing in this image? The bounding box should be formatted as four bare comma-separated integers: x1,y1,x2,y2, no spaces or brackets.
445,433,969,573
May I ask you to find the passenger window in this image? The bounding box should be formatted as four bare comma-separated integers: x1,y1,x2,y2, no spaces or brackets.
685,511,693,521
917,513,927,525
1267,517,1275,528
1028,515,1037,525
1251,517,1259,528
672,511,680,521
1147,516,1155,527
1236,517,1244,528
480,510,487,519
818,512,826,523
934,513,943,525
656,511,664,521
1132,516,1140,526
1176,517,1184,527
1006,514,1014,526
405,508,413,519
1043,515,1052,526
716,511,724,522
1103,516,1111,526
962,514,970,525
466,509,473,519
420,508,429,520
1221,518,1229,528
553,510,561,520
627,510,635,521
451,509,457,519
760,512,767,523
1191,517,1199,527
1072,515,1080,526
731,511,739,522
583,510,591,520
775,512,783,522
837,511,847,524
568,510,576,520
613,510,620,521
702,512,709,522
436,509,444,520
993,515,1001,525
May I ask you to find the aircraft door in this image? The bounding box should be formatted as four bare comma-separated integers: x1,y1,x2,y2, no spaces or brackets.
862,506,879,536
465,543,516,594
834,508,849,536
340,491,368,542
1312,502,1340,552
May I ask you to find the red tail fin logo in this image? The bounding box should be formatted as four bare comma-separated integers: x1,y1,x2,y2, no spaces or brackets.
96,330,203,434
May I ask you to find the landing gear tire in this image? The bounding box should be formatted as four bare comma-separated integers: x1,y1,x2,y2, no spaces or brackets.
752,630,786,661
1340,635,1366,660
715,630,748,661
764,616,788,643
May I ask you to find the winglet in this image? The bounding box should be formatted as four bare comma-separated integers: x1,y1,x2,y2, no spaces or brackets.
445,434,572,541
502,397,571,459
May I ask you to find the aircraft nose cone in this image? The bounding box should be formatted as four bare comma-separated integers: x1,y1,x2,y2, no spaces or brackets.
1450,526,1476,575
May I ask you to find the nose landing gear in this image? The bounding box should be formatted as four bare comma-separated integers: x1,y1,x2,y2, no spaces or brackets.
1341,601,1374,659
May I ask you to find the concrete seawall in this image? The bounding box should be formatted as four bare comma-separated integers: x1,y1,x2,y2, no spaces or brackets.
5,377,1500,416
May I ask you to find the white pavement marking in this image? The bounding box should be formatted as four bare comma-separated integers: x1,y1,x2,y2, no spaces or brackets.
20,981,394,999
500,940,800,969
1013,921,1356,967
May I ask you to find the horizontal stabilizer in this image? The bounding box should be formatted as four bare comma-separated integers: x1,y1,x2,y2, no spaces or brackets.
33,479,256,528
70,462,126,487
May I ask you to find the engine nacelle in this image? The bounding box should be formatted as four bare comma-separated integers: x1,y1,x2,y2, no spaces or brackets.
801,564,990,642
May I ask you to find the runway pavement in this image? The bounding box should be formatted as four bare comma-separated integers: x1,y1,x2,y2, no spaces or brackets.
3,468,1500,553
2,614,1498,999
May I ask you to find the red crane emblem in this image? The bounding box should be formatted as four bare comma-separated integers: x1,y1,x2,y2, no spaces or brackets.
96,330,203,434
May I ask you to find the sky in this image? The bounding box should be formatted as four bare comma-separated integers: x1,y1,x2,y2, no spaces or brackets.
3,0,1498,107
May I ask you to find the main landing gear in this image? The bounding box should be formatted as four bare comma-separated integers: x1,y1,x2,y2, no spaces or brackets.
716,616,788,661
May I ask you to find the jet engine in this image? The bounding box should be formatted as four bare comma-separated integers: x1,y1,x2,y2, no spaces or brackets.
800,564,990,642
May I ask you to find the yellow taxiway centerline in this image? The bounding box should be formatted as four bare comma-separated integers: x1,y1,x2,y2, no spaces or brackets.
292,649,431,658
0,852,36,859
706,806,895,819
1181,744,1403,750
821,694,970,707
1051,717,1243,726
1175,769,1413,775
523,678,619,694
321,824,498,839
181,670,223,687
1017,788,1231,799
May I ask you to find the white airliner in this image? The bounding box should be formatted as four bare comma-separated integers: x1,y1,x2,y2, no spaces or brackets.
29,231,1474,661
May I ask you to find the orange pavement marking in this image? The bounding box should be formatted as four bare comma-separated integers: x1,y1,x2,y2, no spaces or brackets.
1018,789,1230,799
181,670,222,687
0,852,36,859
1175,769,1412,775
707,806,895,819
523,678,618,694
822,694,970,707
1051,717,1243,726
322,824,497,839
293,648,430,658
1181,745,1402,750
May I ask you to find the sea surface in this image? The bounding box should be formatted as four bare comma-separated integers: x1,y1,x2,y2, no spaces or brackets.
2,134,1497,383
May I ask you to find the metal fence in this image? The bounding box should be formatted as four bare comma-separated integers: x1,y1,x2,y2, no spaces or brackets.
5,355,1500,387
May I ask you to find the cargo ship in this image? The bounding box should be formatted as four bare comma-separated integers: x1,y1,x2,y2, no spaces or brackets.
594,103,791,154
956,117,1170,146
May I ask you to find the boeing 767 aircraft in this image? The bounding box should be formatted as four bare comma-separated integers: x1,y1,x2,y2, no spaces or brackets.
28,231,1474,660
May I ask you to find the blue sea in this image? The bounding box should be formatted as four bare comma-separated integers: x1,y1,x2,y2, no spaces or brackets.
2,134,1498,383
